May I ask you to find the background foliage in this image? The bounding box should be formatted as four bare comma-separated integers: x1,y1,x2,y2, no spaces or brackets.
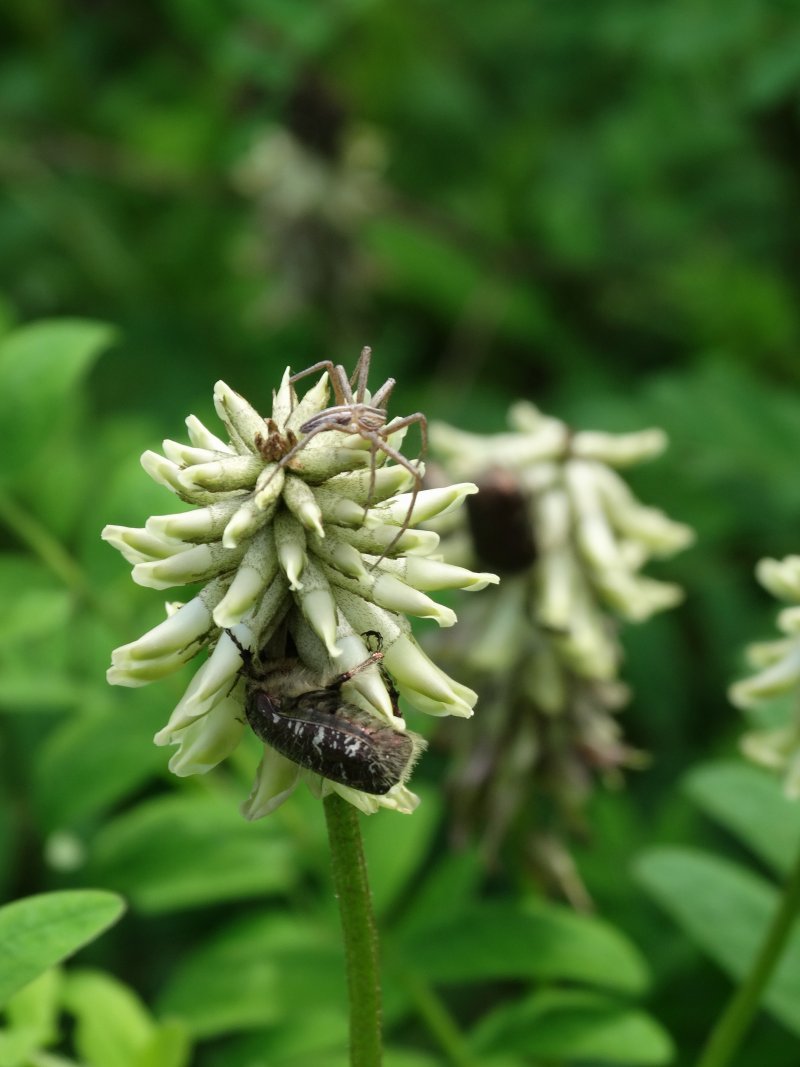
2,1,800,1064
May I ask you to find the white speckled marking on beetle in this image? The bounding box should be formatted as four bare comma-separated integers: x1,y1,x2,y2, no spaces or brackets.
231,640,426,795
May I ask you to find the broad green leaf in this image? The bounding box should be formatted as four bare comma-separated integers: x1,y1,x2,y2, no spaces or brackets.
63,970,153,1067
0,558,71,644
33,704,169,831
396,848,482,936
685,761,800,878
0,320,115,488
157,913,340,1038
129,1020,192,1067
4,968,61,1045
0,1026,45,1067
86,795,296,913
0,673,84,714
0,891,125,1006
470,990,673,1064
635,847,800,1035
396,898,649,993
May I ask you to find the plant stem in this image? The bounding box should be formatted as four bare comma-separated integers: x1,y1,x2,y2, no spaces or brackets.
0,490,120,627
396,965,477,1067
323,793,383,1067
696,842,800,1067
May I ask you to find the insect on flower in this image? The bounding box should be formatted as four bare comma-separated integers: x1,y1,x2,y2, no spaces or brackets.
228,631,426,795
266,346,427,563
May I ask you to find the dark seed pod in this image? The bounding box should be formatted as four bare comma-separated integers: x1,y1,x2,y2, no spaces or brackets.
466,466,537,574
233,635,425,794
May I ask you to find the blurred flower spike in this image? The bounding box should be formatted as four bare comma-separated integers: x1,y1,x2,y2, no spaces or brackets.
103,365,497,817
431,401,694,680
427,401,693,886
730,555,800,797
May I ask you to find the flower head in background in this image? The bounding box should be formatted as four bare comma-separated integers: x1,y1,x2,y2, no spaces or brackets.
730,555,800,797
103,359,497,817
231,72,385,324
427,401,693,898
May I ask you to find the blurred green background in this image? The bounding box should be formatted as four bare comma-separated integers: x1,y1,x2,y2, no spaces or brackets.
3,2,800,1064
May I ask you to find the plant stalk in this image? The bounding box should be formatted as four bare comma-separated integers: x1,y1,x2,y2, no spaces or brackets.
696,842,800,1067
0,490,120,627
324,793,383,1067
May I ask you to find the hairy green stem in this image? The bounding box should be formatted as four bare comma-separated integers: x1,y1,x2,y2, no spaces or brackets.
696,843,800,1067
324,793,382,1067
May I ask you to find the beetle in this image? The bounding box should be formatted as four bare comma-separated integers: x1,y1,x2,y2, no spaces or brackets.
228,630,425,794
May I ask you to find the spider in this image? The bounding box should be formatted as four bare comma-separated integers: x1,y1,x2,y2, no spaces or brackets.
278,346,427,563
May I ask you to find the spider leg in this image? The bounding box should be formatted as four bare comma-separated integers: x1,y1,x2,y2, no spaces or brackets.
290,361,337,387
364,435,379,521
290,361,352,406
382,412,428,459
332,646,384,686
350,429,422,566
334,364,356,406
370,376,396,409
351,346,372,403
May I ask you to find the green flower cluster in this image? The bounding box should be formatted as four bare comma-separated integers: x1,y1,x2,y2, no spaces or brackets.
103,368,497,816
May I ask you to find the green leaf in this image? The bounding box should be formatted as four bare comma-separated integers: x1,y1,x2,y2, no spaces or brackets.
685,760,800,879
86,795,296,913
157,913,341,1038
360,785,440,917
129,1020,192,1067
470,990,674,1064
0,1026,46,1067
397,898,649,993
0,891,125,1007
0,320,116,488
4,968,61,1045
396,848,482,936
33,703,169,831
0,558,71,644
635,846,800,1036
63,969,154,1067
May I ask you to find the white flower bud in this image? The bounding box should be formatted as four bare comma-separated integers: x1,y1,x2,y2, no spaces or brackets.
179,453,263,493
284,371,330,432
166,689,246,776
185,413,234,453
294,556,342,657
370,483,478,526
161,440,221,467
729,646,800,708
282,474,325,536
375,555,499,592
270,367,295,429
213,529,279,628
241,749,301,820
593,465,694,556
570,428,667,466
132,542,245,590
309,534,368,578
323,463,417,506
101,524,184,565
757,557,800,601
213,381,266,453
274,509,307,590
147,500,240,543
